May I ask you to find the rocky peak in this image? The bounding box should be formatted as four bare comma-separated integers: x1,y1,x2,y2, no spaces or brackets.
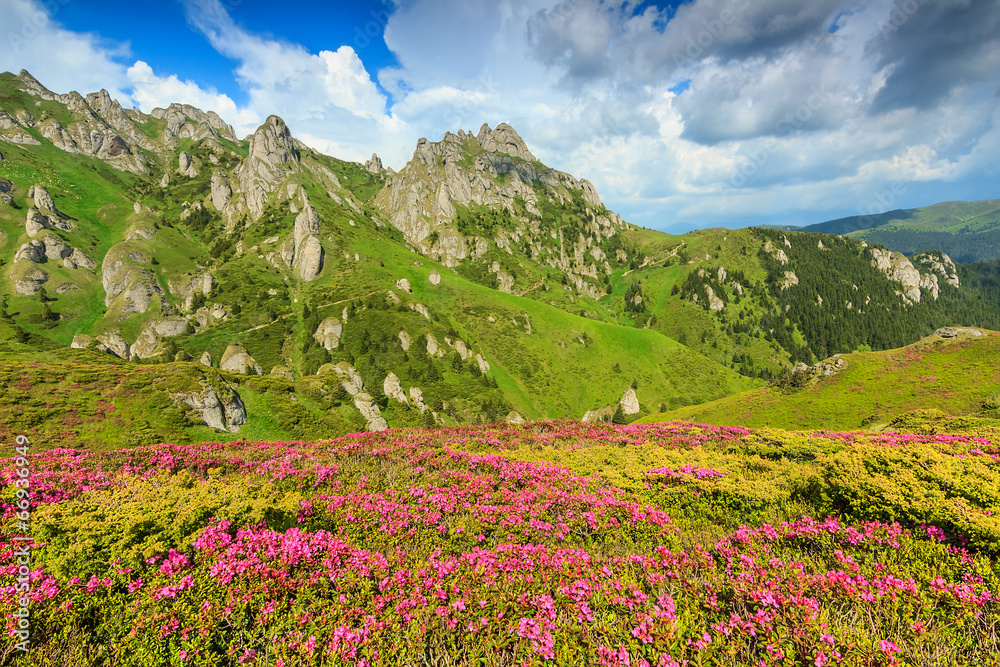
365,153,383,173
150,103,238,143
476,122,537,162
248,116,298,166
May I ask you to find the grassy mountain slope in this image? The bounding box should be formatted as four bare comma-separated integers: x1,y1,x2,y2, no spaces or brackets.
641,328,1000,430
797,199,1000,262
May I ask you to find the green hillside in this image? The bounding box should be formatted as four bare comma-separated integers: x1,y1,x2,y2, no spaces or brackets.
799,199,1000,262
641,328,1000,431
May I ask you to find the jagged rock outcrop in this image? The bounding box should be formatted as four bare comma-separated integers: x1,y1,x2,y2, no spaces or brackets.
935,327,983,338
506,411,525,424
101,245,167,313
398,330,411,351
396,278,411,293
150,102,237,145
383,373,409,405
219,343,263,375
313,317,343,350
14,266,48,295
333,362,365,395
373,123,627,269
353,393,389,431
764,240,789,265
425,332,439,356
620,387,640,415
230,116,299,224
178,152,198,178
200,351,213,367
364,153,383,173
130,326,162,359
0,178,13,206
409,386,427,413
95,331,130,360
168,272,213,312
781,272,799,290
210,169,232,211
870,248,956,303
295,236,324,282
270,366,294,380
12,73,150,173
172,379,246,433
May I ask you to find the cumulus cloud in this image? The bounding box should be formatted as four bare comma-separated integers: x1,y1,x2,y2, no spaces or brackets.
126,61,260,135
2,0,998,231
0,0,131,100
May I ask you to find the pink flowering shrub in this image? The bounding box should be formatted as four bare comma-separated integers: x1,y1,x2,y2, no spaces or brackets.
0,421,997,665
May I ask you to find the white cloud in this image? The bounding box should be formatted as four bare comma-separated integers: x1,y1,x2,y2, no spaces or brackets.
126,61,260,136
0,0,130,100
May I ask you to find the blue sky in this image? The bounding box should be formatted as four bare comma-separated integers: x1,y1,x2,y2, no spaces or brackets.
2,0,999,233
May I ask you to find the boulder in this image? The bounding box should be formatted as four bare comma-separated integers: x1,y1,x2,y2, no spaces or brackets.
620,387,640,415
429,269,441,286
381,373,408,405
154,316,190,337
70,334,92,349
295,235,324,282
313,317,343,350
398,330,411,351
25,209,48,236
506,411,525,424
173,380,246,433
454,339,470,360
40,233,72,261
130,327,162,360
425,332,439,356
270,365,295,380
68,248,96,269
27,184,57,213
935,327,983,338
353,392,389,431
396,278,411,293
14,240,45,263
200,351,213,367
476,353,490,373
95,332,130,360
210,169,232,211
333,362,365,395
14,267,48,295
219,343,263,375
178,151,198,178
409,386,427,413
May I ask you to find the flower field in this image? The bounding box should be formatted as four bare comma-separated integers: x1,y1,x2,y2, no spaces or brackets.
2,420,1000,665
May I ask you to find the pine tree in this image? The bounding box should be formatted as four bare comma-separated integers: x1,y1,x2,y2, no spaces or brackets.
612,405,627,425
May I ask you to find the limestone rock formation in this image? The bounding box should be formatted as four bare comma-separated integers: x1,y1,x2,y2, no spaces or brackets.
314,317,343,350
935,327,983,338
333,362,365,395
429,269,441,286
70,334,92,349
620,387,640,415
210,169,232,211
95,332,130,360
409,386,427,413
200,351,213,367
219,343,263,375
353,393,389,431
230,116,299,223
398,330,411,351
364,153,383,173
178,152,198,178
476,354,491,374
383,372,409,405
396,278,411,293
14,266,48,295
172,379,246,433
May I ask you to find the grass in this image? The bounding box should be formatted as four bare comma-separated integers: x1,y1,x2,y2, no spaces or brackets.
641,329,1000,430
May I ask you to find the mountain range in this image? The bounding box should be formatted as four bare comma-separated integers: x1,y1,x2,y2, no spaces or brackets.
2,69,1000,445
